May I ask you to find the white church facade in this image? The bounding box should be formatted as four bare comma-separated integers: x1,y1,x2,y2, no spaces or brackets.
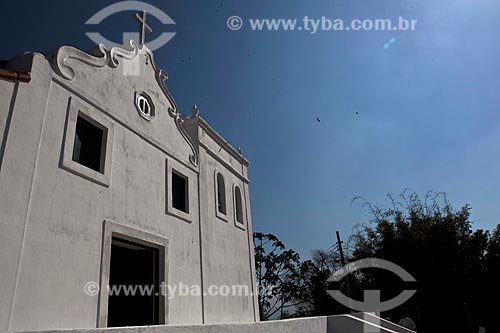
0,33,416,332
0,40,260,331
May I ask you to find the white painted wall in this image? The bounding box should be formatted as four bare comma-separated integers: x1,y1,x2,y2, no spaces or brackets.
0,44,258,332
0,55,53,333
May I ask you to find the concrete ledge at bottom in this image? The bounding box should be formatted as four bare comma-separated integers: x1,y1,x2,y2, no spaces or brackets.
16,317,327,333
327,313,416,333
17,314,416,333
349,312,416,333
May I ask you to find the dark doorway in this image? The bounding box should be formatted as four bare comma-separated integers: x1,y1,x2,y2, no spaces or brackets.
107,237,160,327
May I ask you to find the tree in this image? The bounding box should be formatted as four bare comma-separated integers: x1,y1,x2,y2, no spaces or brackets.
254,191,500,331
296,248,352,317
348,190,497,333
253,232,308,320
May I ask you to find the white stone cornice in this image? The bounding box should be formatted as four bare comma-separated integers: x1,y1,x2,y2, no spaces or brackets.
51,43,108,81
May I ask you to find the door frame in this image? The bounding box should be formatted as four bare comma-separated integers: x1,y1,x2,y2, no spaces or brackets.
98,220,169,327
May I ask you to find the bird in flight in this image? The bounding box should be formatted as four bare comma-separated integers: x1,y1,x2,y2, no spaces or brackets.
316,117,321,123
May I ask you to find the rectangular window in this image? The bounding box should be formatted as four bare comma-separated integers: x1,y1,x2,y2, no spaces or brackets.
72,116,105,173
172,170,188,213
61,99,114,187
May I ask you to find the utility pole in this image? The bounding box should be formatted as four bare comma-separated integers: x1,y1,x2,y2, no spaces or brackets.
336,230,353,312
336,231,346,266
463,303,475,333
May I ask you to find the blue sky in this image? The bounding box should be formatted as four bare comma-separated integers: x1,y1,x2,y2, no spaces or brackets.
2,0,500,257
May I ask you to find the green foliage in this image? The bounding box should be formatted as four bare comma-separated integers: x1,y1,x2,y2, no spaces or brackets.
254,191,500,332
295,249,351,317
254,232,309,320
348,191,497,332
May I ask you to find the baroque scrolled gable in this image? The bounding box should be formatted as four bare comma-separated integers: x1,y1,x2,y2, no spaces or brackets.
50,40,199,167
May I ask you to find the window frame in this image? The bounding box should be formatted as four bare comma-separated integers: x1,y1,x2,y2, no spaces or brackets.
233,183,246,230
165,158,195,223
134,91,155,121
214,170,228,221
98,220,169,328
61,98,114,187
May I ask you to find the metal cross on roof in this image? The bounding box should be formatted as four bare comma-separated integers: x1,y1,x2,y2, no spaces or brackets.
133,10,153,46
